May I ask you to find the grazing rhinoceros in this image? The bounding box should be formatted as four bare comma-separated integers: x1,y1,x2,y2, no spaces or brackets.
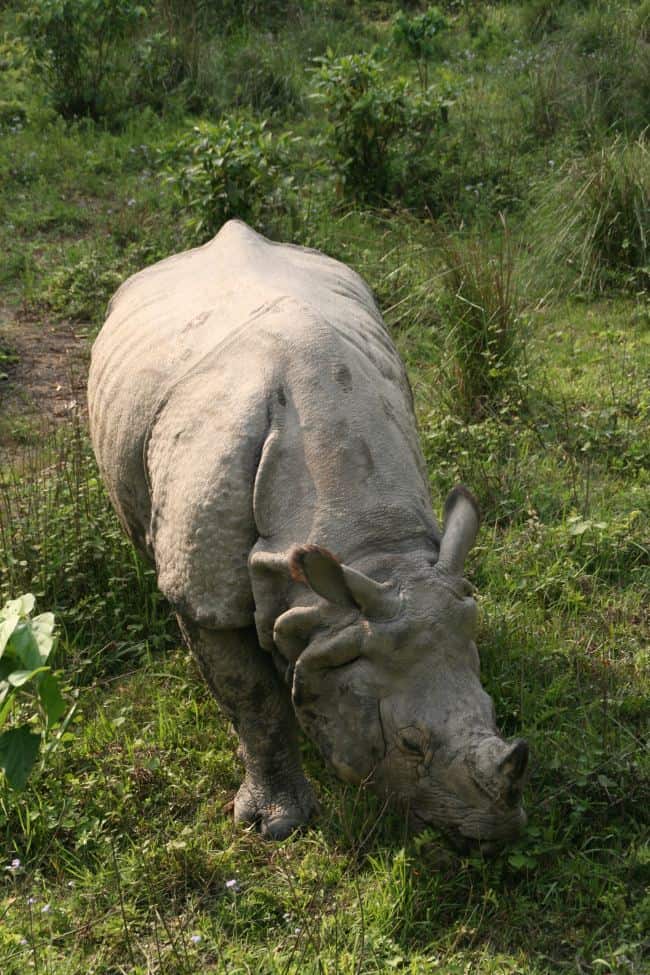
88,220,529,848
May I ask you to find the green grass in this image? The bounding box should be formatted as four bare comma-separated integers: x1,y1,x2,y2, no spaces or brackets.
0,1,649,972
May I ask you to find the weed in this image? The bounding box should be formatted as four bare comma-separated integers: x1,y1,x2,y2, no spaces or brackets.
0,420,175,675
437,220,524,420
533,137,649,295
40,248,125,325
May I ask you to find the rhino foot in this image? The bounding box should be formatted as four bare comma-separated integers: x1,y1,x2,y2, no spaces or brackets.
234,776,318,840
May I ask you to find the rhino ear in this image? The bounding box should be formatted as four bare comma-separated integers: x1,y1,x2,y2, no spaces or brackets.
289,545,399,619
499,738,529,784
436,486,481,576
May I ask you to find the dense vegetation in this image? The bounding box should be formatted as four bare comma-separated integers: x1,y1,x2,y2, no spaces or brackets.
0,1,648,972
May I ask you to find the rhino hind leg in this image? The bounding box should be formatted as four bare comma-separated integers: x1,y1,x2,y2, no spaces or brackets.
177,617,317,840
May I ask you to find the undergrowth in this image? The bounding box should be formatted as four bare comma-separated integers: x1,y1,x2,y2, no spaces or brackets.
0,1,648,973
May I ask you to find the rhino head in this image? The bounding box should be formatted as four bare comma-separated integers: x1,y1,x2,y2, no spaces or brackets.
273,487,529,851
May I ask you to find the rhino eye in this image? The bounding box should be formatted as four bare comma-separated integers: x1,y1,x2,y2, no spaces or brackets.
401,735,425,757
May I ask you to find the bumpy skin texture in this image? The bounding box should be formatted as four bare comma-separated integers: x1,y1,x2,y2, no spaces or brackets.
88,221,528,845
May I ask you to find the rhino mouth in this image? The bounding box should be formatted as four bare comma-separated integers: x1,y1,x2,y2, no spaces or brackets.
409,803,527,854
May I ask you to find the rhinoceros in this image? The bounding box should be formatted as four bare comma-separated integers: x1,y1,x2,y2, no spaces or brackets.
88,220,529,848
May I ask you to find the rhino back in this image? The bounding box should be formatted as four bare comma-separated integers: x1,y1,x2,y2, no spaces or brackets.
88,221,436,627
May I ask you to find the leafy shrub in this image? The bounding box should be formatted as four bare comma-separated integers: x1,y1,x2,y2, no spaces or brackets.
392,5,450,90
21,0,151,119
0,594,67,790
534,137,649,295
437,221,524,420
42,248,125,323
164,116,298,244
312,50,447,206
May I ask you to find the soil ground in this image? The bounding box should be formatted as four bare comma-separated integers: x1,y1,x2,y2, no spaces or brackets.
0,303,88,444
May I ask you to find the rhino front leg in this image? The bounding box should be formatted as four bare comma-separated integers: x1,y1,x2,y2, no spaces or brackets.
177,617,317,839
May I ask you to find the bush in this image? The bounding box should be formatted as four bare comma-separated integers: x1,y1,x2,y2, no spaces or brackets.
164,116,298,244
437,220,524,420
42,247,125,324
21,0,151,120
392,5,450,90
534,137,649,295
312,50,447,207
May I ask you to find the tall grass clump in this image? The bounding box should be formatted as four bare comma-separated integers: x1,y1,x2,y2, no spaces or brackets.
0,420,174,674
438,220,524,420
534,137,649,295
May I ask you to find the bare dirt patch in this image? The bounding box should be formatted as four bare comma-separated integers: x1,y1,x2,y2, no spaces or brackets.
0,303,89,444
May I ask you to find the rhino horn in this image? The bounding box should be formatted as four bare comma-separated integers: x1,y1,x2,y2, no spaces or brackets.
289,545,400,619
469,736,529,805
436,486,481,576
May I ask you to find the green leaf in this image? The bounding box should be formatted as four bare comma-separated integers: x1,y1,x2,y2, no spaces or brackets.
10,614,55,669
0,614,19,658
508,852,537,870
9,622,42,670
30,613,56,663
8,667,49,687
0,725,41,790
2,594,35,618
38,673,66,726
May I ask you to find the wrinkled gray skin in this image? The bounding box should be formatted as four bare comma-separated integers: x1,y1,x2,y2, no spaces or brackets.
88,220,528,848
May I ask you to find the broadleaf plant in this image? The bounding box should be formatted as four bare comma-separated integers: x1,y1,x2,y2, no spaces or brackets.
0,595,68,790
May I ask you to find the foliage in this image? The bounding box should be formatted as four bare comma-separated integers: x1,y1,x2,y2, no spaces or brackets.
218,41,304,116
437,220,524,420
0,594,67,790
312,50,447,206
41,247,125,323
164,116,298,243
0,1,649,971
534,137,649,295
131,29,187,112
21,0,152,120
392,4,450,89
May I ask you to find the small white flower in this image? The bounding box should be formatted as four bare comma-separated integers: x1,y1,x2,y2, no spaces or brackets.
9,858,21,871
27,897,36,905
225,878,239,889
294,927,301,935
190,934,202,943
41,904,50,913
